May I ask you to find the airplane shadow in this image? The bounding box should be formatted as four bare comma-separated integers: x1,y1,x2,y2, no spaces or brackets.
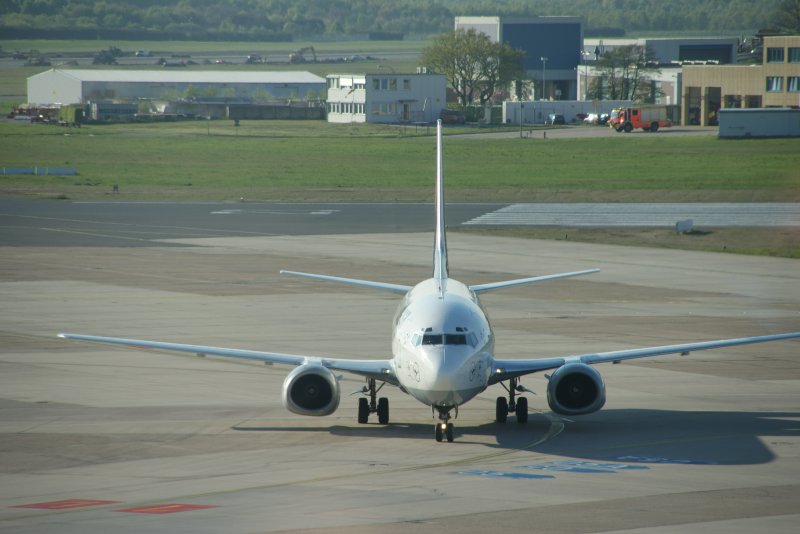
233,408,800,466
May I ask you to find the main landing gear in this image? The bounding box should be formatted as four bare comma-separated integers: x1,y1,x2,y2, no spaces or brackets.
496,377,529,424
434,406,455,442
356,378,389,424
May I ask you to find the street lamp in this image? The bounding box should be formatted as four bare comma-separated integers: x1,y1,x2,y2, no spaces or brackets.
540,56,548,100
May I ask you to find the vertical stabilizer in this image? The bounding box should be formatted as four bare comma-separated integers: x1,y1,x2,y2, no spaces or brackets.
433,120,449,285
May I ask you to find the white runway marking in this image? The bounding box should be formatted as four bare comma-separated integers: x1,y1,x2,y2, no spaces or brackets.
463,203,800,227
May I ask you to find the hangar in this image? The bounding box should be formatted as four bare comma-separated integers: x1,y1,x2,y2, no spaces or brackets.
27,69,326,105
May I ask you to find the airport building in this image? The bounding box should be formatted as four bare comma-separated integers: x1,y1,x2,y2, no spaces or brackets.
584,37,739,65
682,35,800,125
326,73,446,124
27,69,326,105
455,16,583,101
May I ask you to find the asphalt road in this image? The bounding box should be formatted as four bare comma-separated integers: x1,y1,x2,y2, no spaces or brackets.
2,199,798,248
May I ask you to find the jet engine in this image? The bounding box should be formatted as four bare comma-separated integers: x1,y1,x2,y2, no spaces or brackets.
282,364,340,416
546,363,606,416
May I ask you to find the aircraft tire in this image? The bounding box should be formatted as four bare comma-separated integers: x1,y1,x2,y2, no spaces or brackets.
496,396,508,423
377,397,389,424
516,397,528,424
358,397,369,424
435,424,444,442
446,423,454,442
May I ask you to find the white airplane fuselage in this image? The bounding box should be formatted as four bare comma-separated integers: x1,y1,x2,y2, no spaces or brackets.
391,277,495,410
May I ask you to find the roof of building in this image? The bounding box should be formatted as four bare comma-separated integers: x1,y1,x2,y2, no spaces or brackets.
31,69,325,84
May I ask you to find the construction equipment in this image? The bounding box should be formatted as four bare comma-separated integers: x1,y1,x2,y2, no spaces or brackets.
289,46,317,63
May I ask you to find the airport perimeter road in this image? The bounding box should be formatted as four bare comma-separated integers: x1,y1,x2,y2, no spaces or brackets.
1,213,799,533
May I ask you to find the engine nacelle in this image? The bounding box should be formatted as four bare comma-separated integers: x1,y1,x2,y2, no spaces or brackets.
282,364,340,416
547,363,606,416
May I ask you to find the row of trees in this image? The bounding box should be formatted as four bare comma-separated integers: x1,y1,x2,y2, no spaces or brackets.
2,0,796,38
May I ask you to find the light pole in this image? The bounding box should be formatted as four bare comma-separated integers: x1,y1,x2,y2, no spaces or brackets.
540,56,548,101
579,50,593,100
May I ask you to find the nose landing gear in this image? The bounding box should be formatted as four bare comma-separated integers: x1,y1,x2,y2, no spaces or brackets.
433,406,456,442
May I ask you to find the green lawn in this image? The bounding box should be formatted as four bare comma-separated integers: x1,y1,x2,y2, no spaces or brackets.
1,120,797,202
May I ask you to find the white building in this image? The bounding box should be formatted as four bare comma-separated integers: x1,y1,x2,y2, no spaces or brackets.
27,69,326,105
326,73,446,124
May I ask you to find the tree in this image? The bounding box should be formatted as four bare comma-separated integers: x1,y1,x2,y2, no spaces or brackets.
588,45,661,102
421,29,524,106
772,0,800,33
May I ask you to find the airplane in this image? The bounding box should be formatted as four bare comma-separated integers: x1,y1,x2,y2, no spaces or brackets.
60,120,800,443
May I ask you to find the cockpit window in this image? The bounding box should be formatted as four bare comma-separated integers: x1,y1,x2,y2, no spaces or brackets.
422,334,443,345
444,334,467,345
416,331,476,347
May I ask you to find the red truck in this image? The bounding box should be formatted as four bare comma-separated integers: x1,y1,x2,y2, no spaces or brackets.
609,105,672,132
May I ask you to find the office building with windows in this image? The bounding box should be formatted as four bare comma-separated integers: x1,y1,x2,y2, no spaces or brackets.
326,73,446,124
682,35,800,125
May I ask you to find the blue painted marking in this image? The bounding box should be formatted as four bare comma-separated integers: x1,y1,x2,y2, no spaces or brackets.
614,455,715,465
456,470,554,480
520,461,651,474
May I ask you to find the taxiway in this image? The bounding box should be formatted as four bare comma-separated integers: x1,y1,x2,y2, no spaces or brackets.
1,208,798,533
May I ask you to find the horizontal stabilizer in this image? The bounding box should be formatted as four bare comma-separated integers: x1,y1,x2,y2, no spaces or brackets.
280,270,411,294
470,268,599,293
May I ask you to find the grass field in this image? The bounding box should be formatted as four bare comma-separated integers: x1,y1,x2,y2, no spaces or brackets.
1,119,797,203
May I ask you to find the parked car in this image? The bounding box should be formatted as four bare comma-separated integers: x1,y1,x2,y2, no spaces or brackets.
545,113,565,125
440,109,465,124
584,113,610,125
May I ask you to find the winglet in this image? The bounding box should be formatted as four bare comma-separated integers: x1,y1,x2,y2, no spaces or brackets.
433,119,448,285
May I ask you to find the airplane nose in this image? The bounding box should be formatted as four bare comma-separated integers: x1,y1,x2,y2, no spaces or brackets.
419,346,458,391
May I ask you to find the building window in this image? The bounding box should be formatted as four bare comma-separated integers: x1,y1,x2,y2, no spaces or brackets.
766,76,783,92
403,79,410,90
766,47,785,63
371,102,396,115
724,95,742,108
789,48,800,63
389,78,397,90
788,77,800,93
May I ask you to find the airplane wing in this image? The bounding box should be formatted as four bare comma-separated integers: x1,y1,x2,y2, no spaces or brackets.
57,333,398,385
470,269,600,293
490,331,800,384
280,270,411,294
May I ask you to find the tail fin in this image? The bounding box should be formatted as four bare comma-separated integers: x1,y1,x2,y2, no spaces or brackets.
433,120,449,284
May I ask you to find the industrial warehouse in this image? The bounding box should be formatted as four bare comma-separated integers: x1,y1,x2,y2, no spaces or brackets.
26,69,326,105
